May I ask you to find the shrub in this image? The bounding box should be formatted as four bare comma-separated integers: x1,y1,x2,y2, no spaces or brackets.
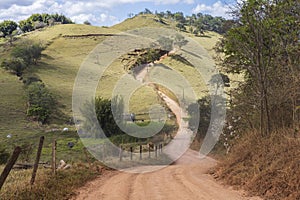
1,58,27,76
26,82,55,124
11,40,44,65
81,96,124,138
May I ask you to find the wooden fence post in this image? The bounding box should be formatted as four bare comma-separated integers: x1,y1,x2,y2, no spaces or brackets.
30,136,44,185
83,147,92,169
130,147,133,160
155,145,157,158
119,146,123,161
52,140,57,175
0,146,22,190
103,143,106,159
148,144,151,158
139,145,142,160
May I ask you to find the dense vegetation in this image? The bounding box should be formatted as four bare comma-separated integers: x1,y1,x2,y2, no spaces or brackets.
0,13,73,39
18,13,73,33
213,0,300,199
1,39,55,124
137,8,234,34
216,0,299,136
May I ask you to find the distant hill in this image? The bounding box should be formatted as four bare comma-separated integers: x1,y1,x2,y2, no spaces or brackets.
0,14,221,142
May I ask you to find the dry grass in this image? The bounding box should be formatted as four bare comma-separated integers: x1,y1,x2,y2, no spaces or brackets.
0,163,100,200
215,129,300,200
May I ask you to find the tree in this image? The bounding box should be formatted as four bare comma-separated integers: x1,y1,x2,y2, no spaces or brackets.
0,20,17,37
188,95,226,140
176,23,186,31
157,36,174,53
128,13,134,18
142,8,152,14
19,20,33,32
173,34,188,49
81,96,124,138
83,20,91,25
209,73,230,89
26,82,55,124
216,0,300,135
174,12,185,23
0,58,27,76
11,40,44,65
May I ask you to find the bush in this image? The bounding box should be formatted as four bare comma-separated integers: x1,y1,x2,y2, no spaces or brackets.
1,40,44,76
81,96,124,138
11,40,44,65
22,76,42,86
1,58,27,76
26,82,55,124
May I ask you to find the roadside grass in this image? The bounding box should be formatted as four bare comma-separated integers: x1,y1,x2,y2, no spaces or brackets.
0,163,101,200
215,129,300,200
2,130,87,164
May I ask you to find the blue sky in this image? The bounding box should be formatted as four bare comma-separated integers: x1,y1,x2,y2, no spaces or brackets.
0,0,234,26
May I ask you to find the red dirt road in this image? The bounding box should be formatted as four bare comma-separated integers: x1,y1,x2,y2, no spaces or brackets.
74,149,262,200
74,62,262,200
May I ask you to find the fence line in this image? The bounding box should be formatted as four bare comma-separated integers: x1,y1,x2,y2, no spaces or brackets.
30,136,44,185
0,146,22,190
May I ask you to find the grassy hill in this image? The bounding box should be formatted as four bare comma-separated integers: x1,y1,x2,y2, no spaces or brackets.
0,14,225,200
0,14,222,161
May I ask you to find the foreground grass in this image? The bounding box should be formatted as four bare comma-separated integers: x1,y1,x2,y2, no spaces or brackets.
0,163,100,200
215,128,300,200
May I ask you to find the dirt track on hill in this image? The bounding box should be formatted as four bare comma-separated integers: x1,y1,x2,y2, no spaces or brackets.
74,61,262,200
74,149,262,200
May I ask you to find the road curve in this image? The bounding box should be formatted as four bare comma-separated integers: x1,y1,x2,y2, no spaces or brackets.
74,62,262,200
74,149,262,200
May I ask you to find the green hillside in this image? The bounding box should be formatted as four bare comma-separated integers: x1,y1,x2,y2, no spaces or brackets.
0,14,221,155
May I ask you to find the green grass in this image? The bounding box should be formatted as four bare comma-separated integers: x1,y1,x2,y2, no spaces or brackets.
187,31,221,57
112,14,175,31
149,61,208,102
0,15,229,198
0,15,222,161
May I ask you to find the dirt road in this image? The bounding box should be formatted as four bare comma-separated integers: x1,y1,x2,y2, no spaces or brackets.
74,60,262,200
74,149,261,200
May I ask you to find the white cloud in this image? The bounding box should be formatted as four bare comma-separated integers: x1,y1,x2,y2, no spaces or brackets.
0,0,199,25
192,1,231,19
70,13,119,26
183,0,194,4
0,0,121,26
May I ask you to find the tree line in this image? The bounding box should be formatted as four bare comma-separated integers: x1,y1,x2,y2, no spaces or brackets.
0,13,73,38
136,8,235,35
186,0,299,150
216,0,299,137
1,40,55,124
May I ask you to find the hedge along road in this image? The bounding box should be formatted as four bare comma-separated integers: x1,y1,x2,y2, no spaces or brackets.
74,65,262,200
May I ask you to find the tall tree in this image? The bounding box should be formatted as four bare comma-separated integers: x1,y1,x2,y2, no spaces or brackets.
0,20,17,38
216,0,300,135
